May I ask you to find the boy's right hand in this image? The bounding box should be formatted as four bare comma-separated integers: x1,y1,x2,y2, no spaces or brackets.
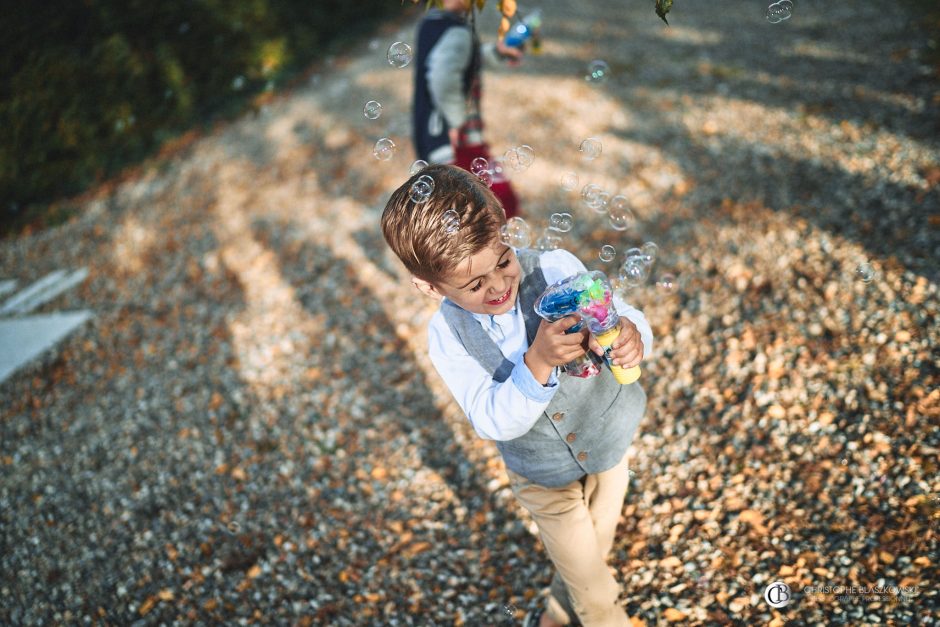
524,315,586,384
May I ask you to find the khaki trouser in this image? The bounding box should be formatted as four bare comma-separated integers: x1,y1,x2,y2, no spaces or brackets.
507,453,631,627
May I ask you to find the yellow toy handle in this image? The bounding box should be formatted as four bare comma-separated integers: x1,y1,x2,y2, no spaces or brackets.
594,327,641,385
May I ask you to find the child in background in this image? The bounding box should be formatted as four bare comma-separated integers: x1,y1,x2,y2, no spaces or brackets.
413,0,523,218
382,165,651,627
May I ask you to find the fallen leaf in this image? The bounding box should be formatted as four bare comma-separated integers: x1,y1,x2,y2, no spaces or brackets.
663,607,687,622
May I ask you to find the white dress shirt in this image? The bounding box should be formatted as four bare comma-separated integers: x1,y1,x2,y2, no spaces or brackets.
427,248,654,441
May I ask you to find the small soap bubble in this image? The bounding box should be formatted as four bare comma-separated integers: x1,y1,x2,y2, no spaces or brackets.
409,159,428,175
608,197,635,231
504,148,523,171
499,216,532,248
592,190,611,215
470,157,489,176
387,41,413,68
624,247,644,261
599,245,616,263
609,211,634,231
491,157,506,176
410,174,435,203
231,75,246,91
517,145,536,169
766,1,792,23
363,100,383,120
641,241,659,264
560,171,579,191
620,257,650,287
581,183,601,205
503,604,517,618
477,170,494,187
855,262,874,283
441,209,460,235
373,137,396,161
585,59,611,84
536,229,563,251
580,137,602,160
548,212,573,233
656,273,676,291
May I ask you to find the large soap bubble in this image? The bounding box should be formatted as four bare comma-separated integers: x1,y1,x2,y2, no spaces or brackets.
499,217,532,248
387,42,413,68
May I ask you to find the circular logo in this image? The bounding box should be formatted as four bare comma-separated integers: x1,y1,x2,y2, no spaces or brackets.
764,581,792,608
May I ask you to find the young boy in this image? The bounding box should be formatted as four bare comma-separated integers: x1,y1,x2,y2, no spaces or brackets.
413,0,522,218
381,165,651,627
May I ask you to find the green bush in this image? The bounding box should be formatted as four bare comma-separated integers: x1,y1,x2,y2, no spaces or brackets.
0,0,404,232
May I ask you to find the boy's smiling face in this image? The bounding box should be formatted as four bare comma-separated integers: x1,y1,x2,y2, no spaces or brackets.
433,242,521,315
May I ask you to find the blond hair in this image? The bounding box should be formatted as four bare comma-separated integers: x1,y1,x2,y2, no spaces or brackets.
381,164,507,284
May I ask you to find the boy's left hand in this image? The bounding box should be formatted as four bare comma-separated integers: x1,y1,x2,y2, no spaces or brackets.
589,317,644,368
496,40,524,66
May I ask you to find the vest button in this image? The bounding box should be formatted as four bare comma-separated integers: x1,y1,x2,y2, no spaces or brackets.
566,433,576,443
552,412,564,421
577,451,588,462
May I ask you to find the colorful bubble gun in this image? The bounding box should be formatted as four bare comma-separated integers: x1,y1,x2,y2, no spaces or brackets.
533,271,641,385
503,8,543,54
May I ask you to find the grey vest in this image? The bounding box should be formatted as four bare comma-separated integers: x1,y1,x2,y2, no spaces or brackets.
441,249,646,488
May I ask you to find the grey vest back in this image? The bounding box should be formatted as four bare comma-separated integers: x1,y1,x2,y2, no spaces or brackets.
441,249,646,487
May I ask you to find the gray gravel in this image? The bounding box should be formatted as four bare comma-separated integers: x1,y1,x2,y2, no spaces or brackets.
2,0,938,624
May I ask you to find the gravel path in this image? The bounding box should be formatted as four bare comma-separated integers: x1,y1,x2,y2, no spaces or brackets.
2,1,938,625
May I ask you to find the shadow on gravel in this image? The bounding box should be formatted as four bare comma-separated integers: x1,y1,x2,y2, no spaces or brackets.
612,120,939,281
253,217,499,506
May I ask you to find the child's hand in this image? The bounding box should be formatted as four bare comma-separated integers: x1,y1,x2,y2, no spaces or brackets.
524,315,586,383
589,317,644,368
496,40,524,66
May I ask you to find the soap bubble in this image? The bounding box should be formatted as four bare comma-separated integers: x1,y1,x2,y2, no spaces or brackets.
855,262,874,283
581,183,605,210
503,148,522,171
592,190,611,215
580,137,602,160
609,211,634,231
442,209,460,235
536,229,563,251
599,245,616,262
409,159,428,175
766,1,793,23
548,212,573,232
624,247,644,261
586,59,611,84
560,171,579,191
373,137,396,161
608,196,635,231
470,157,489,176
656,273,677,291
500,216,532,248
477,170,494,187
387,41,413,68
641,241,659,264
620,257,650,287
231,76,246,91
363,100,383,120
517,145,536,169
410,174,435,203
491,157,506,177
503,604,518,618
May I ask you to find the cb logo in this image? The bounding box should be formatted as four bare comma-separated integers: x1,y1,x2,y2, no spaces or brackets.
764,581,792,608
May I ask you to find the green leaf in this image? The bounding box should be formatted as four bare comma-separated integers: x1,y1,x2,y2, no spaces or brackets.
655,0,673,25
